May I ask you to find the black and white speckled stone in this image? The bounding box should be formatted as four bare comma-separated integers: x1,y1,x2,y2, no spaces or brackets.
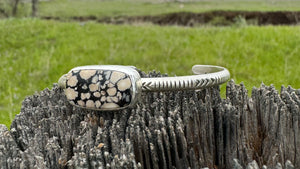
64,69,132,109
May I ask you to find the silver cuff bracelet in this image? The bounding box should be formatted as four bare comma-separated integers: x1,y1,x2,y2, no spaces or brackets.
58,65,230,111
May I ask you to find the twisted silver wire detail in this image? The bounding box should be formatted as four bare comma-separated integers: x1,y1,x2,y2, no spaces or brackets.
141,65,230,92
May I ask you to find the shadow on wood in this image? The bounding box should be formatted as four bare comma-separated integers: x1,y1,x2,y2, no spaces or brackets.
0,71,299,169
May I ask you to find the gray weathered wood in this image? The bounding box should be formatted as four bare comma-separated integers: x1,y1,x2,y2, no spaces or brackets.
0,71,299,169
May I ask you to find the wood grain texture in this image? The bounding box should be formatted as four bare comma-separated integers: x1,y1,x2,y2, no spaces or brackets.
0,71,299,169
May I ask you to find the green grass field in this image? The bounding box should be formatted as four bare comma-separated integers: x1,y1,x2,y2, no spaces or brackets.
39,0,300,18
0,18,299,127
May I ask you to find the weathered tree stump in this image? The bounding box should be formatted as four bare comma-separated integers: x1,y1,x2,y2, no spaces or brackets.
0,71,299,169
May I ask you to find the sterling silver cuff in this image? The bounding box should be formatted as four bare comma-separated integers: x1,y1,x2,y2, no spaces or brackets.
58,65,230,111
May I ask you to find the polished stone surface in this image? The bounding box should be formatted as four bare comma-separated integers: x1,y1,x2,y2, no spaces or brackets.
65,69,132,109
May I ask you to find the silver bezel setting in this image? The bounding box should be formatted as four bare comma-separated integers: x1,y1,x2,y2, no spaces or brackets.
61,65,142,111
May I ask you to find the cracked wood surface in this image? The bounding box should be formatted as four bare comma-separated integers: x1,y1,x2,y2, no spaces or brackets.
0,71,299,169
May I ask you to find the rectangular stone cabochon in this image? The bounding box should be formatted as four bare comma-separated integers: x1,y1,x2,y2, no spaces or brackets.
65,69,132,110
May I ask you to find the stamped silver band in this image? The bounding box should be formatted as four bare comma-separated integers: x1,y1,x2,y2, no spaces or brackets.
58,65,230,111
141,65,230,91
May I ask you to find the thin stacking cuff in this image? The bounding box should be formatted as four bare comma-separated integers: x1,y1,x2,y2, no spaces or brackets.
58,65,230,111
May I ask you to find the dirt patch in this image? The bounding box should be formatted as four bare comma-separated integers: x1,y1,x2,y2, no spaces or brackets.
42,11,300,26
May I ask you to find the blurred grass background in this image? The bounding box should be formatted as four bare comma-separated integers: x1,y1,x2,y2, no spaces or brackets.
0,0,299,127
38,0,300,18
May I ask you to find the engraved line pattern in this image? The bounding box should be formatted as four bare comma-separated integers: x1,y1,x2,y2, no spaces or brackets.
141,69,229,92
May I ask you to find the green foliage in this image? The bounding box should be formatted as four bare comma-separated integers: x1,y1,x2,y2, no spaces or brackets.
0,19,300,127
0,0,30,17
233,15,248,27
0,0,13,17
